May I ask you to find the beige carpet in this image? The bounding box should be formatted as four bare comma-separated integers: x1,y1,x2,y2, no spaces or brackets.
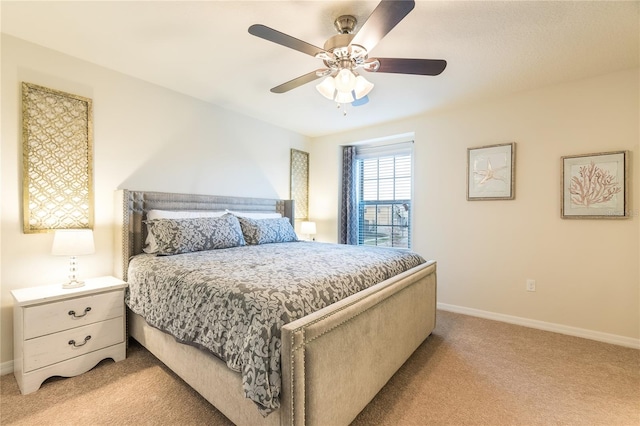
1,310,638,425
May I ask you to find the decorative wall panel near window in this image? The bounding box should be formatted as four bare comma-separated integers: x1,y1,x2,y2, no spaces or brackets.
22,82,94,233
349,141,414,249
290,149,309,220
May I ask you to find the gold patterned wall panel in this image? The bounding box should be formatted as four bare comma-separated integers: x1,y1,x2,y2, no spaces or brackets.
22,82,94,233
290,149,309,220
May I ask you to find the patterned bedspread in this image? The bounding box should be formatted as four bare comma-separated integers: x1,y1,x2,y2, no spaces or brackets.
126,241,425,415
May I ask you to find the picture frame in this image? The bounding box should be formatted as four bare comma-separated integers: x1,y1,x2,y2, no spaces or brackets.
290,149,309,220
467,142,515,200
22,82,94,233
561,150,629,219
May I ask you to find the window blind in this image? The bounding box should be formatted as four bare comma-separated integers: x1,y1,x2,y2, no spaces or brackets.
355,141,413,249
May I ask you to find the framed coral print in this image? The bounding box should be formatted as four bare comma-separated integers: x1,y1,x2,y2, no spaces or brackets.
467,142,515,200
561,151,628,219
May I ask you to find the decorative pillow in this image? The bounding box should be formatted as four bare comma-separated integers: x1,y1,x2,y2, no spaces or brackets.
145,213,245,255
144,210,226,253
237,216,298,245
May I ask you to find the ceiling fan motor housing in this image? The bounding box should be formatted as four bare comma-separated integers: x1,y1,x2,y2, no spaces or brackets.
323,40,368,72
334,15,357,34
321,15,369,71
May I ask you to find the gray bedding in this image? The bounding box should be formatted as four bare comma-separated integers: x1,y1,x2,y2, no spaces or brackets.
125,241,425,415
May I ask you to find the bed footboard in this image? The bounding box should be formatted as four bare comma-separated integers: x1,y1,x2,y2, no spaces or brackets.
280,260,437,426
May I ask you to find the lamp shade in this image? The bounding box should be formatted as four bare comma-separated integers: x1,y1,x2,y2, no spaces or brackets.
334,69,357,92
316,77,336,100
334,90,355,104
52,229,95,256
353,75,374,100
300,221,317,235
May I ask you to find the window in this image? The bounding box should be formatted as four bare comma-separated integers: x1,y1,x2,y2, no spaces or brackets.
356,142,413,249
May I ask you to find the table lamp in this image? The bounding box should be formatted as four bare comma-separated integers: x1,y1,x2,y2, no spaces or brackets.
51,229,95,289
300,221,317,241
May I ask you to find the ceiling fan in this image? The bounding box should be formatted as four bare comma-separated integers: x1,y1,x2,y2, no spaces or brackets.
248,0,447,111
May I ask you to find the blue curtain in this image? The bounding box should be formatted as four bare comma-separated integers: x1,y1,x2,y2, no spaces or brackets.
339,146,358,245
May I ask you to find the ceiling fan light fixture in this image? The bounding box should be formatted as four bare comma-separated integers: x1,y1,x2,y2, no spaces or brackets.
353,75,374,99
316,76,336,100
334,68,357,93
334,90,355,104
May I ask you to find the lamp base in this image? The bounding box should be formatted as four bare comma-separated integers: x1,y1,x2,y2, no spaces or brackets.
62,280,85,289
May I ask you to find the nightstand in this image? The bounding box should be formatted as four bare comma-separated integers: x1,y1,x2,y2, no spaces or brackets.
11,276,128,394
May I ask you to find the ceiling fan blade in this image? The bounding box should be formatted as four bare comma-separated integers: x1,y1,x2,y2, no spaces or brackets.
270,70,326,94
369,58,447,76
249,24,329,58
350,0,415,52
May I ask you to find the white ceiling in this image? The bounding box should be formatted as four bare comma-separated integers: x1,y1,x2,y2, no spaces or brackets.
2,0,638,137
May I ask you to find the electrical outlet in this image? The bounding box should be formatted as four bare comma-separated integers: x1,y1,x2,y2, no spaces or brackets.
526,279,536,292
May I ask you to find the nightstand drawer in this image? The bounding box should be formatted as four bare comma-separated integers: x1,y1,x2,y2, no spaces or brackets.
23,316,124,372
23,290,123,339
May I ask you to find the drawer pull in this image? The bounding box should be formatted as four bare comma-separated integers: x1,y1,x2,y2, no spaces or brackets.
68,335,91,348
68,307,91,318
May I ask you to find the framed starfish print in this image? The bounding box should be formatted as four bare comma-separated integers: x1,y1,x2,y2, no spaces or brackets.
467,142,515,200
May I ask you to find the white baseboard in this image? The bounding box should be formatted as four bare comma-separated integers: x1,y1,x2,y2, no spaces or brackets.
437,303,640,349
0,306,632,377
1,360,14,376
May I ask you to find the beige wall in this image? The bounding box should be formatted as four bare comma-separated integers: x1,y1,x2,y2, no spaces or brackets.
0,35,310,365
310,68,639,342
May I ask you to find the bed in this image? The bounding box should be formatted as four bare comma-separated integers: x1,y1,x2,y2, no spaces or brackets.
114,189,437,426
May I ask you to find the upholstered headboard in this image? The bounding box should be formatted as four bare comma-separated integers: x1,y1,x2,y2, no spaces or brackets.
114,190,294,280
